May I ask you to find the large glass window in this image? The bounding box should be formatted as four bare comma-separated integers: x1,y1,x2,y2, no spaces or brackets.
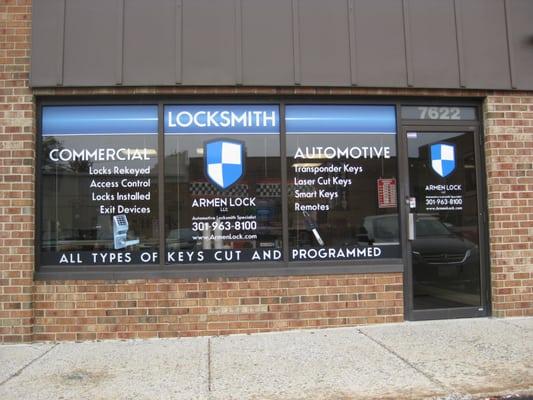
164,105,282,264
286,105,400,261
38,102,402,269
40,106,159,266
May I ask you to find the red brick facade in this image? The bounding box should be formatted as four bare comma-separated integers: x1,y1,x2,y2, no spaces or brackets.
32,275,403,342
0,0,34,342
0,2,531,343
484,95,533,317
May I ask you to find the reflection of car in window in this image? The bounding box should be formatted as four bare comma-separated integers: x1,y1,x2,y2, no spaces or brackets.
358,215,400,245
166,228,196,250
358,214,479,287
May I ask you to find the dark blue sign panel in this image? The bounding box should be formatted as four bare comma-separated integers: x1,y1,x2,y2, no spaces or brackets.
165,105,279,134
285,105,396,134
42,105,158,136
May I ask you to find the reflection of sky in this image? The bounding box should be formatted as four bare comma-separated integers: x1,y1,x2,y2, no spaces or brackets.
407,132,465,158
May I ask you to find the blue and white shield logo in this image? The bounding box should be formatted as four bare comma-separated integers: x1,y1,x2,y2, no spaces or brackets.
204,139,245,190
430,143,456,178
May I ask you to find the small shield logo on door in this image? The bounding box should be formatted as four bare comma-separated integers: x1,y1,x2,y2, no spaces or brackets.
204,139,245,190
430,143,456,178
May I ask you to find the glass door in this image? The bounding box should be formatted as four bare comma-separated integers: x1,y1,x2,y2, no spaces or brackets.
402,128,489,319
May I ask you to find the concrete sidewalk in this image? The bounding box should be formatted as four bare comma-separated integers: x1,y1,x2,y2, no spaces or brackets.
0,317,531,400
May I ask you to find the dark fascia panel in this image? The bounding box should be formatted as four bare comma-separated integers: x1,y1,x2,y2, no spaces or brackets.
30,0,65,86
458,0,511,90
352,0,408,87
62,0,123,86
30,0,532,90
297,0,351,85
241,0,295,85
123,0,178,85
406,0,461,88
506,0,533,90
181,0,237,85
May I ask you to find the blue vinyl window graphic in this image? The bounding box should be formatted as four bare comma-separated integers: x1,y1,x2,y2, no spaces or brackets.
42,105,158,136
285,105,396,134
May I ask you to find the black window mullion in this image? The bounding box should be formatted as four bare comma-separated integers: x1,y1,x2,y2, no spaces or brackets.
280,102,290,265
158,102,165,268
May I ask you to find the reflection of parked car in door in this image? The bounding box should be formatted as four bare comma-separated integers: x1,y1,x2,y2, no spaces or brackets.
358,214,479,287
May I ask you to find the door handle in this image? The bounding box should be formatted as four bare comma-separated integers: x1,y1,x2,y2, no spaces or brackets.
408,213,415,241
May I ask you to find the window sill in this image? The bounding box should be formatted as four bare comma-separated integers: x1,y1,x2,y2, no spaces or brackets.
34,259,403,281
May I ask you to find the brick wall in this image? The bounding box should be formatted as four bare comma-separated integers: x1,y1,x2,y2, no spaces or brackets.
0,0,33,342
484,95,533,317
32,274,403,341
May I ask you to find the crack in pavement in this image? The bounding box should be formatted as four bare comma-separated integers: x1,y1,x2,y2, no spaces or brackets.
357,328,453,393
0,343,59,387
207,337,212,393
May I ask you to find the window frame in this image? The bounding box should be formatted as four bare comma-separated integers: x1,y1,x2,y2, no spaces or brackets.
35,96,482,281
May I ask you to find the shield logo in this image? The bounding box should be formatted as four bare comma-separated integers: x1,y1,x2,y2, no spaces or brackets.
204,139,245,190
430,143,456,178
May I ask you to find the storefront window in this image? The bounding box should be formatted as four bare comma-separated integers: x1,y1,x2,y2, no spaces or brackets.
286,105,400,261
164,105,282,264
40,106,159,265
38,102,402,269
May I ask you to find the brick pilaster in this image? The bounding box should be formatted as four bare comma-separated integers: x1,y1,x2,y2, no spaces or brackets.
0,0,34,342
484,95,533,317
